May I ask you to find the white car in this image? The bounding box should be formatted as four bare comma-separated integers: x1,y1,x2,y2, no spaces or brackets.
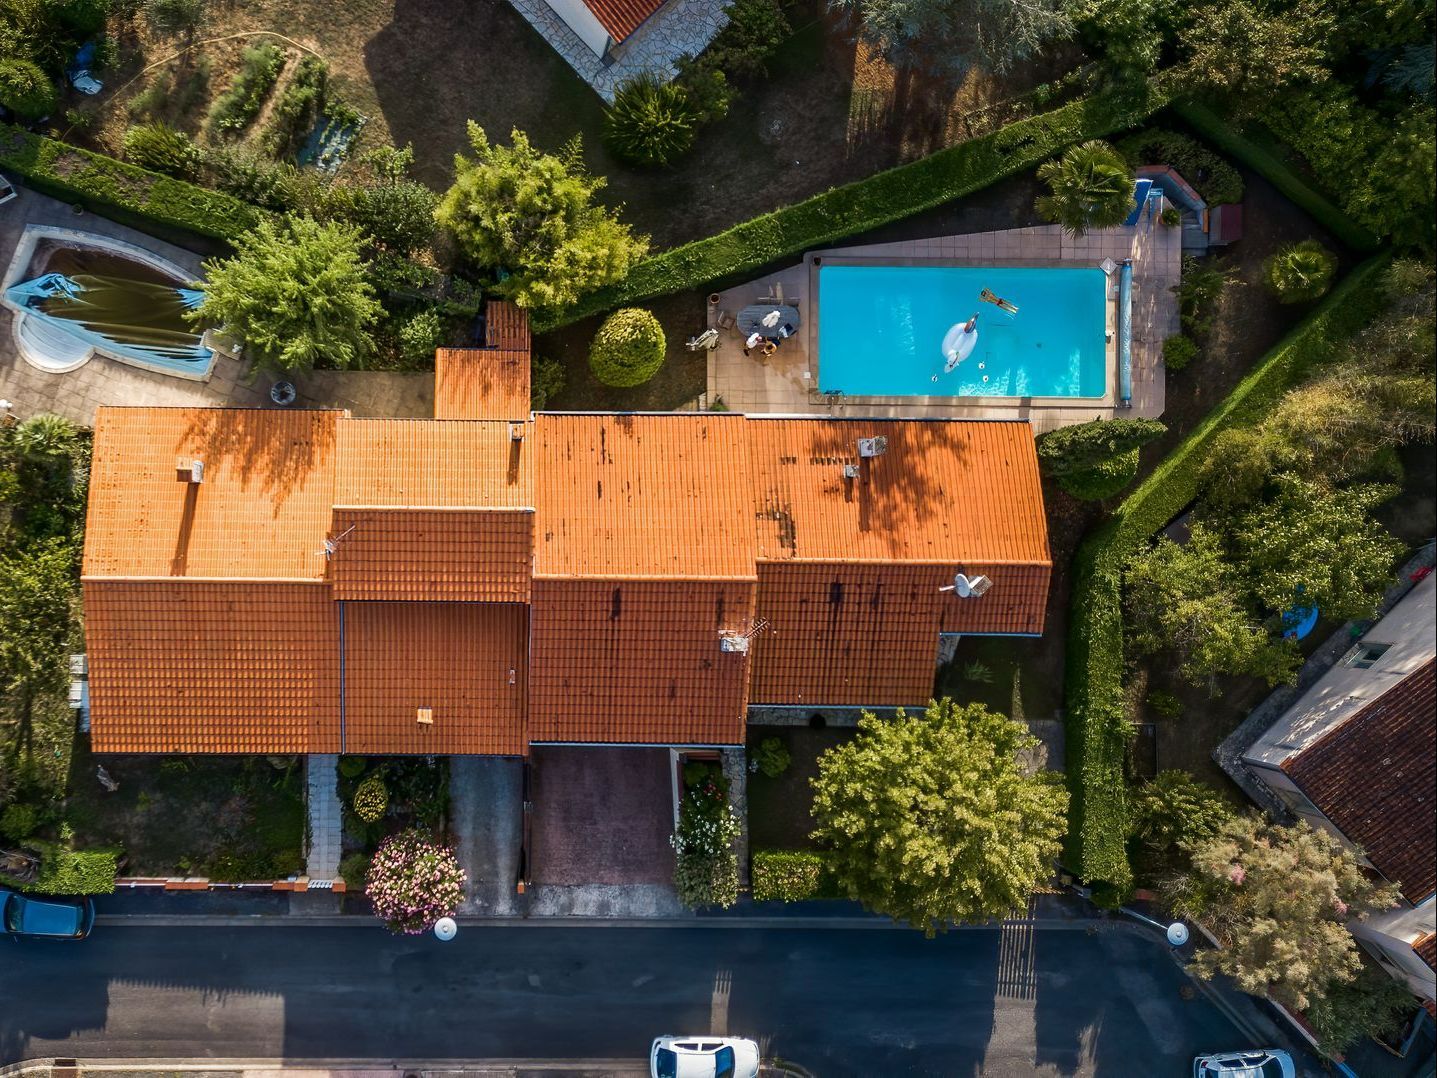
1193,1048,1295,1078
650,1035,760,1078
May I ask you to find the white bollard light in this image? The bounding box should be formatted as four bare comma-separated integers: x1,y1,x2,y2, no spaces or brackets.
433,916,457,942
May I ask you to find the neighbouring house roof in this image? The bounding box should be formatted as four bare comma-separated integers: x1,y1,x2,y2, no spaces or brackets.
434,348,531,421
483,299,531,352
328,508,532,602
335,418,531,508
342,601,528,755
1416,933,1437,972
1283,657,1436,904
581,0,665,42
84,407,341,581
528,578,754,744
84,580,340,753
533,413,757,580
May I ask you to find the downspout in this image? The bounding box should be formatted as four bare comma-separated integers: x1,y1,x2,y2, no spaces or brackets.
1118,258,1134,408
337,599,346,754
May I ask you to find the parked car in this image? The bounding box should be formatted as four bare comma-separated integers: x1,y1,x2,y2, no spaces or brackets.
650,1036,760,1078
0,173,16,206
1,888,96,940
1193,1048,1295,1078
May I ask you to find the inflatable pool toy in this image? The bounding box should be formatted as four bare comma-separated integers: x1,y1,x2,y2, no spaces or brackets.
941,314,979,373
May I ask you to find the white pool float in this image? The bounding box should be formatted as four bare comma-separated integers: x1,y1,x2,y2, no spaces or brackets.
941,315,979,373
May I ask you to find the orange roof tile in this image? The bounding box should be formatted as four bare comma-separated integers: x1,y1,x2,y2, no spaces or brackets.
434,348,531,421
328,508,532,602
84,408,341,580
336,418,531,508
529,578,754,744
84,580,339,753
747,418,1051,566
748,561,1049,705
342,601,527,755
533,414,756,579
484,300,531,352
581,0,664,41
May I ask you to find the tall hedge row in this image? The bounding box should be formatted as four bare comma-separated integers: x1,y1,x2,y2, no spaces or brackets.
0,124,260,241
535,84,1174,331
1062,253,1393,887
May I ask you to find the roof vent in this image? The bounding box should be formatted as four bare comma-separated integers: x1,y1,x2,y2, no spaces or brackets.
720,633,750,654
857,436,888,458
416,707,434,725
941,573,992,598
842,463,861,480
509,421,525,441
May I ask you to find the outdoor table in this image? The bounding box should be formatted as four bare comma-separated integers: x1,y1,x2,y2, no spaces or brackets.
738,303,800,340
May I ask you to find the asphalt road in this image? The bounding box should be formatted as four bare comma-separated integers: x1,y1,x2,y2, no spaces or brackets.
0,922,1249,1076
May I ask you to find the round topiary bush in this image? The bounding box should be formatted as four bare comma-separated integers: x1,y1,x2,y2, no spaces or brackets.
365,829,466,934
752,736,791,779
1263,240,1338,304
603,74,701,168
1162,334,1199,371
353,774,389,822
0,58,58,121
1058,448,1141,501
590,308,666,387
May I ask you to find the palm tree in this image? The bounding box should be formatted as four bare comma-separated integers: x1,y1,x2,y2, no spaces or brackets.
12,413,79,463
1035,140,1135,237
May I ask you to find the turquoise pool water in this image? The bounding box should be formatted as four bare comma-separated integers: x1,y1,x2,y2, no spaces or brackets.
817,264,1109,397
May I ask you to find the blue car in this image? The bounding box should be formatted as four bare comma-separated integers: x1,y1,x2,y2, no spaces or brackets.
1,888,95,940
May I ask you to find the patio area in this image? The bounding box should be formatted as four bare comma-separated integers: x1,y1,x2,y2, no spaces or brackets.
705,222,1179,433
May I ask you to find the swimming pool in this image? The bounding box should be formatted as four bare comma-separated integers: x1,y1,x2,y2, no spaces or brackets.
817,264,1109,397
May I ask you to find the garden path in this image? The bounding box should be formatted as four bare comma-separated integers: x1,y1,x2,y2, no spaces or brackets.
305,754,342,882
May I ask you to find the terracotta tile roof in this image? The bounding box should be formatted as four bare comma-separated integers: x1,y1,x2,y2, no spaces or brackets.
749,560,1050,706
342,601,527,755
434,348,531,421
1283,657,1436,903
84,580,339,753
336,418,531,508
533,414,756,580
529,578,754,744
746,418,1050,566
328,508,532,602
581,0,664,41
484,300,530,352
1415,933,1437,972
84,408,341,580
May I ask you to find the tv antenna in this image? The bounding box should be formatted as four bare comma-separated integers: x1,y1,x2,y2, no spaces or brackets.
321,523,358,559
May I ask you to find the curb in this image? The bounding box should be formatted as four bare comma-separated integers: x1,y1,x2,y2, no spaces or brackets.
91,913,1138,930
0,1060,649,1076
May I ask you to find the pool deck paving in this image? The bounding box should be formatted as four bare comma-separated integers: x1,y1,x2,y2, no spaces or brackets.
707,221,1179,432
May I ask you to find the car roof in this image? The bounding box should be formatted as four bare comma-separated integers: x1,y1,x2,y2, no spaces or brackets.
12,893,83,936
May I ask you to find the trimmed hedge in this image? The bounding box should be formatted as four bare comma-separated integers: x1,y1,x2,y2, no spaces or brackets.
0,125,261,241
1061,253,1393,888
536,83,1174,330
21,843,119,895
751,850,838,902
1169,102,1380,252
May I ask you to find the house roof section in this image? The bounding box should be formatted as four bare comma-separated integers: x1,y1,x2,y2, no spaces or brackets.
84,580,340,753
533,414,756,580
342,601,528,755
484,299,531,352
581,0,665,42
746,418,1051,566
528,578,754,744
1283,657,1436,904
434,348,531,421
335,418,531,508
328,508,532,602
1415,933,1436,972
84,407,342,581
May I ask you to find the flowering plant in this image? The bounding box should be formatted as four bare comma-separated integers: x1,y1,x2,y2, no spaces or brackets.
365,828,466,934
671,778,740,909
353,774,389,822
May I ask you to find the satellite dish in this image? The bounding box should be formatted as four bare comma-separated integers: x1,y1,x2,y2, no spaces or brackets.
1166,922,1189,947
941,573,993,598
433,916,457,942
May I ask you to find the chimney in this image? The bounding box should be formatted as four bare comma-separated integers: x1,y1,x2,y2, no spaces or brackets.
416,707,434,725
177,458,204,483
510,421,525,442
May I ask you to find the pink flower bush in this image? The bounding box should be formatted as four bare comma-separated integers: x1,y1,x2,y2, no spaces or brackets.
1228,864,1246,885
365,829,466,934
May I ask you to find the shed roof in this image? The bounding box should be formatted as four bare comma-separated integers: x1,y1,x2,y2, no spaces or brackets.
434,348,531,421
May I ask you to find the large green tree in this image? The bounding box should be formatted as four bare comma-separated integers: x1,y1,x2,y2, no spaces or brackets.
1162,815,1399,1011
1178,0,1333,112
436,124,648,311
809,700,1068,933
190,214,381,375
1035,141,1135,237
830,0,1073,76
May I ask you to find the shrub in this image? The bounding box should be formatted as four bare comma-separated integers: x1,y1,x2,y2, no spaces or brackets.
589,307,666,387
21,843,118,894
344,180,438,254
1116,128,1243,205
671,777,740,909
1037,417,1166,479
1176,255,1230,336
531,356,566,409
1263,239,1338,304
396,307,445,365
0,803,39,841
1128,770,1235,867
604,74,702,168
751,850,829,902
338,852,371,890
1159,205,1181,226
352,774,388,822
0,58,58,120
122,122,202,180
365,829,466,934
1146,689,1182,718
1306,967,1421,1057
1163,334,1198,371
260,54,326,159
207,42,285,136
1059,449,1141,500
701,0,791,80
205,144,297,212
338,755,367,779
751,736,791,778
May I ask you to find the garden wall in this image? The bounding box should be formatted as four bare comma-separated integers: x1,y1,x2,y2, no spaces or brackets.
1061,253,1393,888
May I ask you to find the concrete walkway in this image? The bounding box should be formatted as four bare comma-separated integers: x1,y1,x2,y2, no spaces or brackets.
450,757,524,916
305,755,342,882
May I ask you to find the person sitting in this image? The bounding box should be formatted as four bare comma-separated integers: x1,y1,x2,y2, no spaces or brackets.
744,330,765,355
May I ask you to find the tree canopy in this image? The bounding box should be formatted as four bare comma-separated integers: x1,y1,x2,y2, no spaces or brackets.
810,700,1068,933
1035,141,1135,236
436,124,648,310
